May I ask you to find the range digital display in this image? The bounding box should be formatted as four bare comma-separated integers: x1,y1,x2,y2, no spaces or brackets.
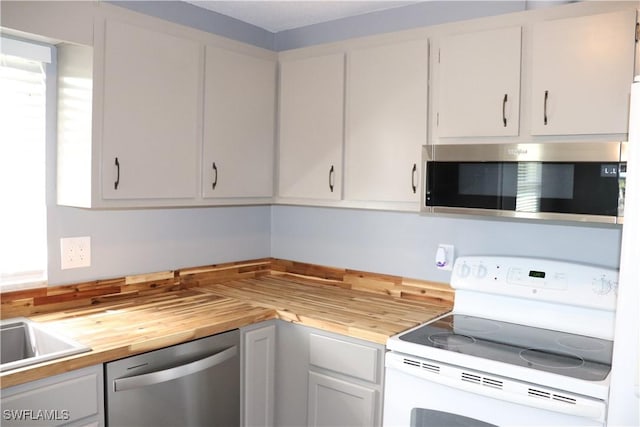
529,270,546,279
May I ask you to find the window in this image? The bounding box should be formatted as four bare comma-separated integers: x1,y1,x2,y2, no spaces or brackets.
0,37,52,288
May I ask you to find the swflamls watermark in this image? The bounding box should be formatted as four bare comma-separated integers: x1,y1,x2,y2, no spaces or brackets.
2,409,71,422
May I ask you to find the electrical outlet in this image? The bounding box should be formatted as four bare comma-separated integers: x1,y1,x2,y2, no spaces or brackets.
60,236,91,269
435,244,455,271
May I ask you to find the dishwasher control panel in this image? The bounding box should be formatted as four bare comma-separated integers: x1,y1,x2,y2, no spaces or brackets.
451,256,618,311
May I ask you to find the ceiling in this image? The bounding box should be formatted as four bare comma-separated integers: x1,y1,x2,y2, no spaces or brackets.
184,1,421,33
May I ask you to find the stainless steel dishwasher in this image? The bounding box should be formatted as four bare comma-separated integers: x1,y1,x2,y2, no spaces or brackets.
105,329,239,426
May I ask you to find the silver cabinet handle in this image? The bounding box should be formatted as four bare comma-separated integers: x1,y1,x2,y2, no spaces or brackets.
411,163,417,194
502,93,508,127
212,162,218,190
114,345,237,392
329,165,335,192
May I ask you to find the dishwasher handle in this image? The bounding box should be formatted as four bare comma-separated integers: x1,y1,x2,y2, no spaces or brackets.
114,345,238,392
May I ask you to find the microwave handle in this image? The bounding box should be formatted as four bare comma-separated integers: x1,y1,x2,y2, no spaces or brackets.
424,162,432,204
421,145,434,207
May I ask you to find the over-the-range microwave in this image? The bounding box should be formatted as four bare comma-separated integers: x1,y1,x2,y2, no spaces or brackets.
422,141,627,224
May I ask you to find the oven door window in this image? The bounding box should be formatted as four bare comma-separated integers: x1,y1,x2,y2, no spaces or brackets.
427,161,621,216
412,409,497,427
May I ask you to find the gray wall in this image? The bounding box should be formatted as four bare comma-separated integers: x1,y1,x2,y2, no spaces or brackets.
45,56,271,286
43,0,621,287
47,205,271,286
109,1,275,50
111,1,529,51
274,1,526,51
271,206,622,283
268,0,621,283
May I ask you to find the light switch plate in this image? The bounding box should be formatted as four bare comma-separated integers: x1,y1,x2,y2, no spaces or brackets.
60,236,91,269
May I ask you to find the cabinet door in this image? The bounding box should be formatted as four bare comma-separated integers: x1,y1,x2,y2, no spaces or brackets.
243,324,276,427
530,10,636,135
345,39,428,203
278,54,344,200
100,19,201,200
307,372,376,427
203,47,275,199
1,365,103,427
437,26,521,137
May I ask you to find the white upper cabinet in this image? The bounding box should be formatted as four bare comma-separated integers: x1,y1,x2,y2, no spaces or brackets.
436,26,522,137
55,4,278,208
278,54,345,201
100,19,201,200
345,39,428,203
202,46,275,199
530,10,636,135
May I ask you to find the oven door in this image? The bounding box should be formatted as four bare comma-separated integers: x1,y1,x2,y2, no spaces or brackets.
422,142,626,224
383,352,606,427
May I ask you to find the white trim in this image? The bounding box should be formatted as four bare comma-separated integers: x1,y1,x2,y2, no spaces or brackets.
0,36,52,63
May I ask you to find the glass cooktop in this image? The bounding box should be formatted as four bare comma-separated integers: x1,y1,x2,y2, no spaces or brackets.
399,314,613,381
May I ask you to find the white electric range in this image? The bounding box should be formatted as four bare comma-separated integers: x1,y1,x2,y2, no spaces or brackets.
384,256,618,427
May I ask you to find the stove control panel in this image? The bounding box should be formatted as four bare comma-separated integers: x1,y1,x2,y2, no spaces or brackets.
451,256,618,311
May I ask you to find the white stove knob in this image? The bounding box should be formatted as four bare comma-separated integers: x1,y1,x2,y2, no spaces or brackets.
475,264,488,279
592,277,613,295
458,263,471,278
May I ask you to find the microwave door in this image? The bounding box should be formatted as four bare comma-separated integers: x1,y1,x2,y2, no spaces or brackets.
424,142,624,224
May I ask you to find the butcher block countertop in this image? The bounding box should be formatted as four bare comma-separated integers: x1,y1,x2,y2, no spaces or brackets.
0,259,453,389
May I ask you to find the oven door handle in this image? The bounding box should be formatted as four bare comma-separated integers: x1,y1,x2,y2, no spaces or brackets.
385,353,605,422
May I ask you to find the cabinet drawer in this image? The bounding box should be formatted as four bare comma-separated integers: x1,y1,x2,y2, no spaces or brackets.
1,368,101,426
309,333,380,383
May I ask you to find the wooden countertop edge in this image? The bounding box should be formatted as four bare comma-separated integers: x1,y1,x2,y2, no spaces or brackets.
0,309,277,389
0,302,416,389
1,270,453,389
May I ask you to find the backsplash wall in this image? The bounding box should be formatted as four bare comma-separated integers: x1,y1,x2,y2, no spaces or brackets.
46,205,272,286
270,205,622,283
43,52,271,287
40,1,620,287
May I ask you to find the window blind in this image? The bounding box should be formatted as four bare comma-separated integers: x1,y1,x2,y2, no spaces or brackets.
0,49,48,287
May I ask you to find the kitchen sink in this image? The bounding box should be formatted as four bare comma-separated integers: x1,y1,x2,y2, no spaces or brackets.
0,318,90,372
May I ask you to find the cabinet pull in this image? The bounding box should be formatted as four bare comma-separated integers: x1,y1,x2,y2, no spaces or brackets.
543,90,549,125
114,157,120,190
114,346,238,392
329,165,335,193
212,162,218,190
411,163,417,194
502,94,508,127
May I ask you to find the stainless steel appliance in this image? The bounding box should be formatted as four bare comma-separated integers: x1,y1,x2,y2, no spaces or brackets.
384,256,618,427
106,329,239,427
422,142,627,223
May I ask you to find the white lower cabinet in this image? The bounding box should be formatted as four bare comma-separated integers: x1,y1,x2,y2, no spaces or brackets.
0,365,104,427
307,332,382,427
242,321,276,427
269,321,385,427
307,372,376,427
